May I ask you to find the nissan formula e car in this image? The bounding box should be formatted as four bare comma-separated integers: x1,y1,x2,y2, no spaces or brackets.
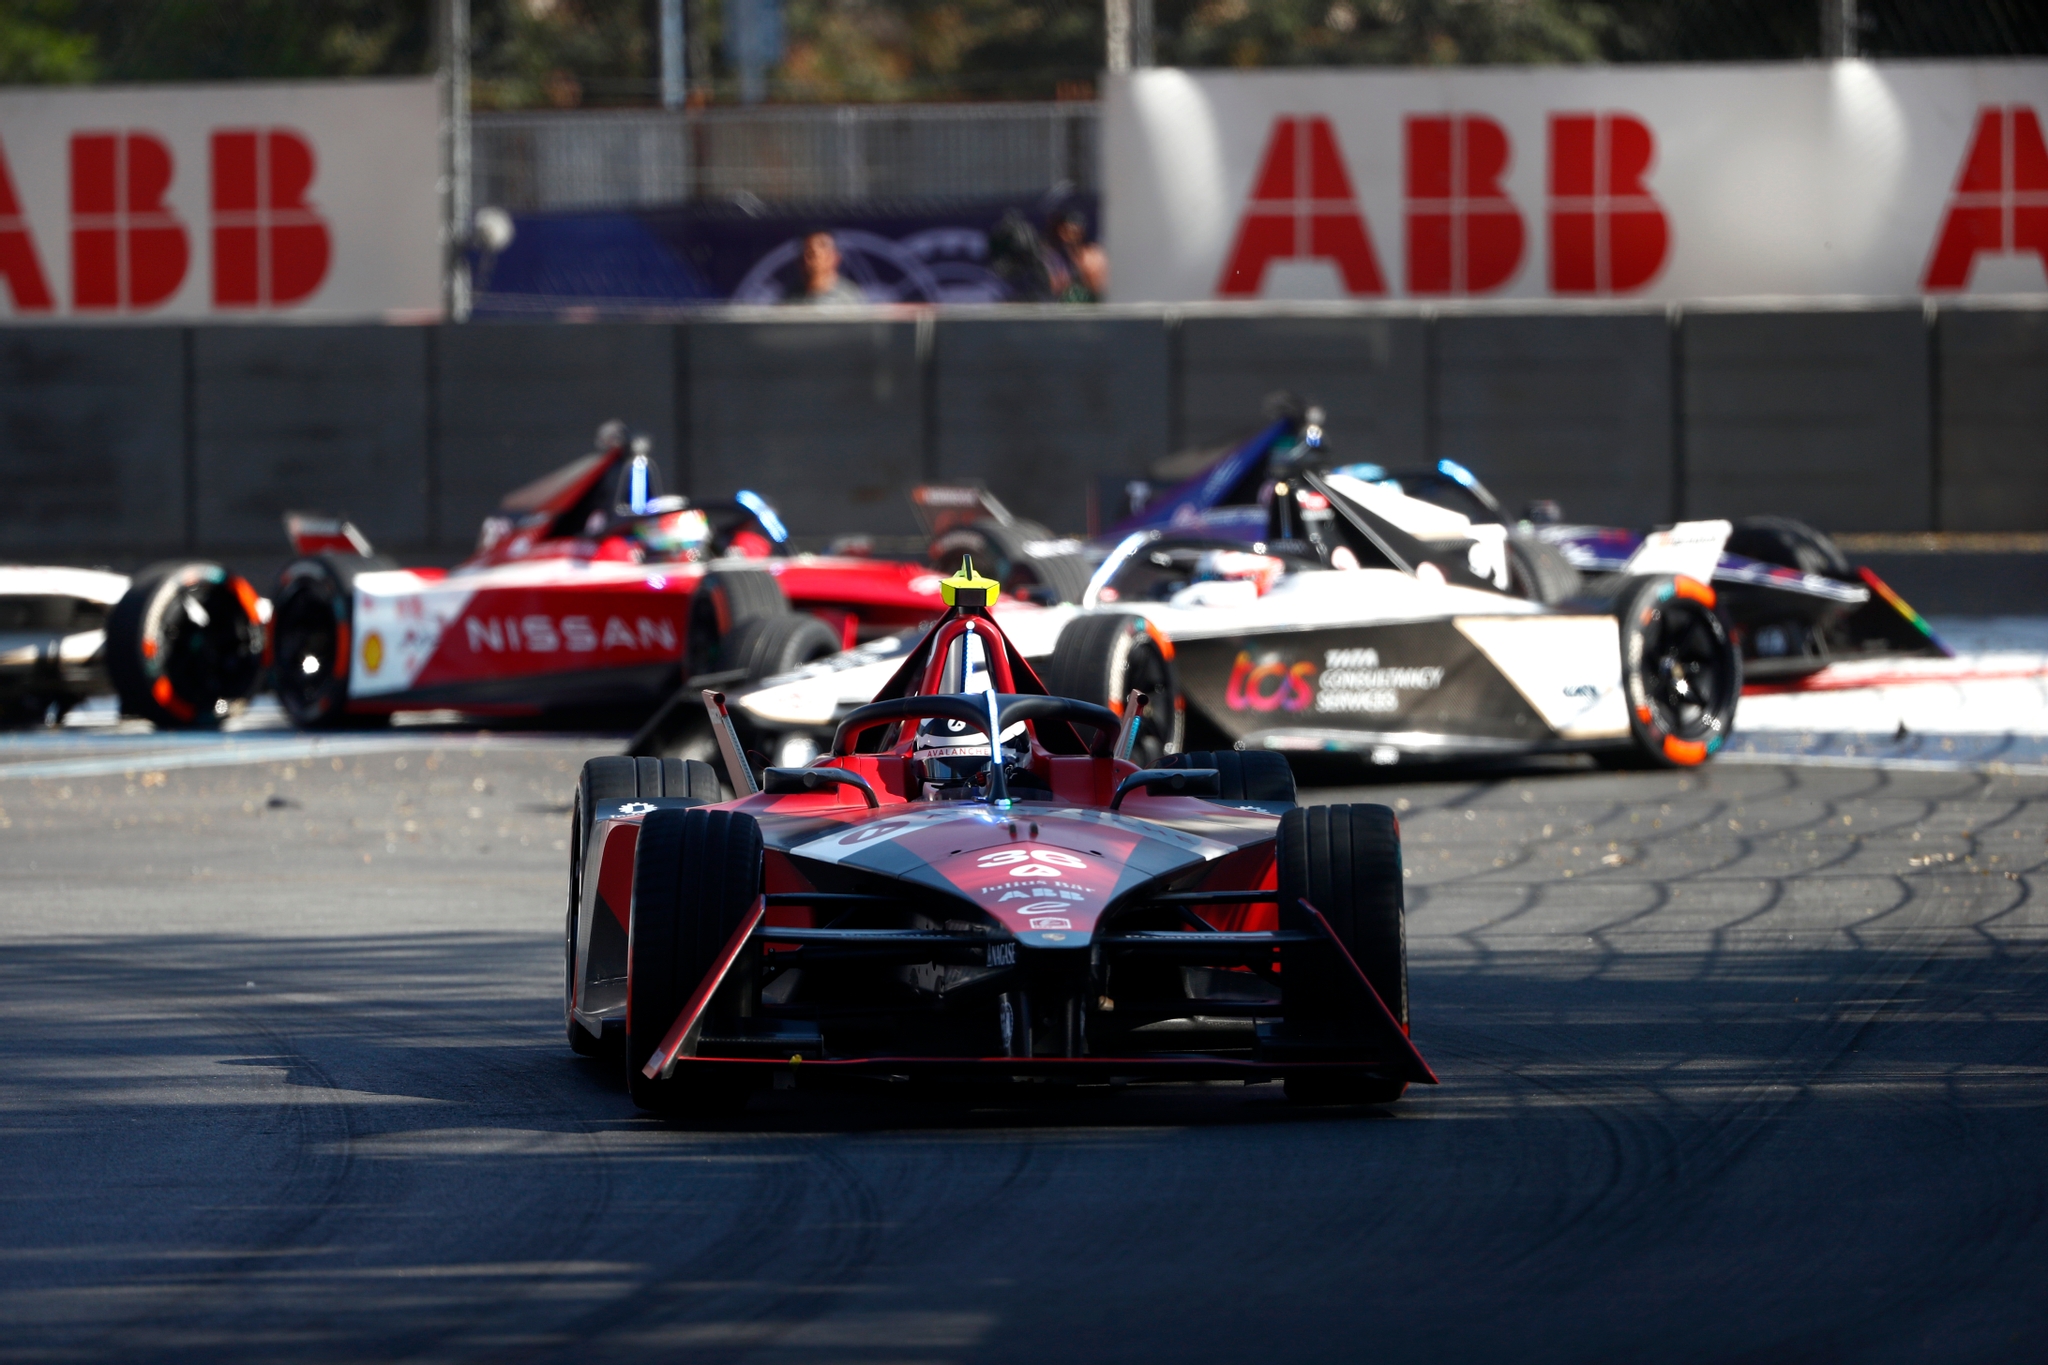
1106,403,1946,681
696,476,1744,772
567,562,1435,1114
96,423,953,730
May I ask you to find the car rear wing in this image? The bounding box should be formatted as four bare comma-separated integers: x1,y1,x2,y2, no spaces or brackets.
908,483,1018,539
284,512,374,559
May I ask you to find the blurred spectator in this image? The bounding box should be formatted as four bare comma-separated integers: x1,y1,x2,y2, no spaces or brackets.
1047,209,1108,302
987,211,1054,300
791,230,866,305
986,208,1107,303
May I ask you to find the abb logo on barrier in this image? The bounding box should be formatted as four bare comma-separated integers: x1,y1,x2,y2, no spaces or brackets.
1220,104,2047,298
0,127,330,314
1923,104,2048,290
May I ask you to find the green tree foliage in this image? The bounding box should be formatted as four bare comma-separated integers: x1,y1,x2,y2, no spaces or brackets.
0,0,97,82
471,0,654,108
46,1,432,83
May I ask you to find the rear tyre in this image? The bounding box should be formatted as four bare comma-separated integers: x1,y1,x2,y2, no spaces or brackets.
1619,576,1741,769
271,555,399,729
1165,748,1296,807
717,613,842,682
684,567,789,679
1276,804,1408,1107
106,561,266,729
930,518,1092,605
567,756,720,1056
626,807,763,1116
1037,613,1183,766
1506,533,1582,605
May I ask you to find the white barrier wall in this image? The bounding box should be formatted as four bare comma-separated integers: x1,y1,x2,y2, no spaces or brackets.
1103,61,2048,304
0,78,439,323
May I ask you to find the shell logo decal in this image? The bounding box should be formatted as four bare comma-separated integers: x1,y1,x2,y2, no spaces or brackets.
362,632,384,673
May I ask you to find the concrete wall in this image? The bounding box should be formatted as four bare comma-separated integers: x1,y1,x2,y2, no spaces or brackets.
0,328,187,556
192,327,429,551
687,318,923,540
1682,308,1932,532
1938,309,2048,533
1435,312,1673,529
1177,315,1425,468
3,302,2043,569
935,314,1169,532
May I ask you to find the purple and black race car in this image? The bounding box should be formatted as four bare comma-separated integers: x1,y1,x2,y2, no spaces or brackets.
1098,404,1945,682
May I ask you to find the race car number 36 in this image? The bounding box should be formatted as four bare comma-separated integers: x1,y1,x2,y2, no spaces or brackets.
977,848,1088,878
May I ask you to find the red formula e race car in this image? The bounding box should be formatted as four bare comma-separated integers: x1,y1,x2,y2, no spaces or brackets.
565,561,1435,1115
108,423,953,730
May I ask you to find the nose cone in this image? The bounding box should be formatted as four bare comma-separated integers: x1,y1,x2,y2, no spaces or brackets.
787,805,1239,947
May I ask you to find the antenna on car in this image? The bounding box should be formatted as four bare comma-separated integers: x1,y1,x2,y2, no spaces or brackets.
940,555,1001,613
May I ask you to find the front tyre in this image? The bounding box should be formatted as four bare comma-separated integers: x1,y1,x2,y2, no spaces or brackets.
567,756,721,1056
626,807,763,1116
106,561,266,728
1619,576,1740,768
1276,804,1408,1106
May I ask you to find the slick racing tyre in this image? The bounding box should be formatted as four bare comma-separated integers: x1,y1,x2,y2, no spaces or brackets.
106,561,266,729
627,807,763,1116
1725,516,1852,580
1276,804,1407,1106
929,518,1094,606
1037,613,1184,766
1506,532,1583,605
1164,748,1297,808
271,555,398,729
716,613,842,682
1618,576,1741,769
567,756,721,1056
684,567,789,680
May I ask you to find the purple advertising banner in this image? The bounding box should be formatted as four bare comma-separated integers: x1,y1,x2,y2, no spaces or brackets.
474,196,1099,314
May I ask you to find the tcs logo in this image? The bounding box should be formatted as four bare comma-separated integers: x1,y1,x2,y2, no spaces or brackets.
1225,651,1317,713
0,127,331,314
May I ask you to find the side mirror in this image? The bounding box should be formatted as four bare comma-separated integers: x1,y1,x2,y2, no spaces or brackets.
762,766,880,809
1110,767,1222,811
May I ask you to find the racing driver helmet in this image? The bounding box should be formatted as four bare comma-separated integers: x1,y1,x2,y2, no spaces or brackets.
912,625,1024,801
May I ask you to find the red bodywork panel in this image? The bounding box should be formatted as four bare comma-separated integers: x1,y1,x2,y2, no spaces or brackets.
305,443,946,714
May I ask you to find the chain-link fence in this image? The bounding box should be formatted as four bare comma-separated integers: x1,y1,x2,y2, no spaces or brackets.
473,102,1099,211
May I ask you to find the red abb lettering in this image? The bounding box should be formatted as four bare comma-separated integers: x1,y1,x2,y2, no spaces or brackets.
211,129,331,308
1405,115,1523,295
1549,113,1669,294
71,132,189,311
0,137,54,313
1922,105,2048,291
1216,116,1386,298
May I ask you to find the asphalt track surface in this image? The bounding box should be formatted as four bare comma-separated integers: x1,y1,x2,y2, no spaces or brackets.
3,738,2045,1364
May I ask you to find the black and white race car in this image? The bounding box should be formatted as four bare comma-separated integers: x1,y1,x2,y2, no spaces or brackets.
1102,404,1945,679
0,566,126,726
679,482,1745,773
